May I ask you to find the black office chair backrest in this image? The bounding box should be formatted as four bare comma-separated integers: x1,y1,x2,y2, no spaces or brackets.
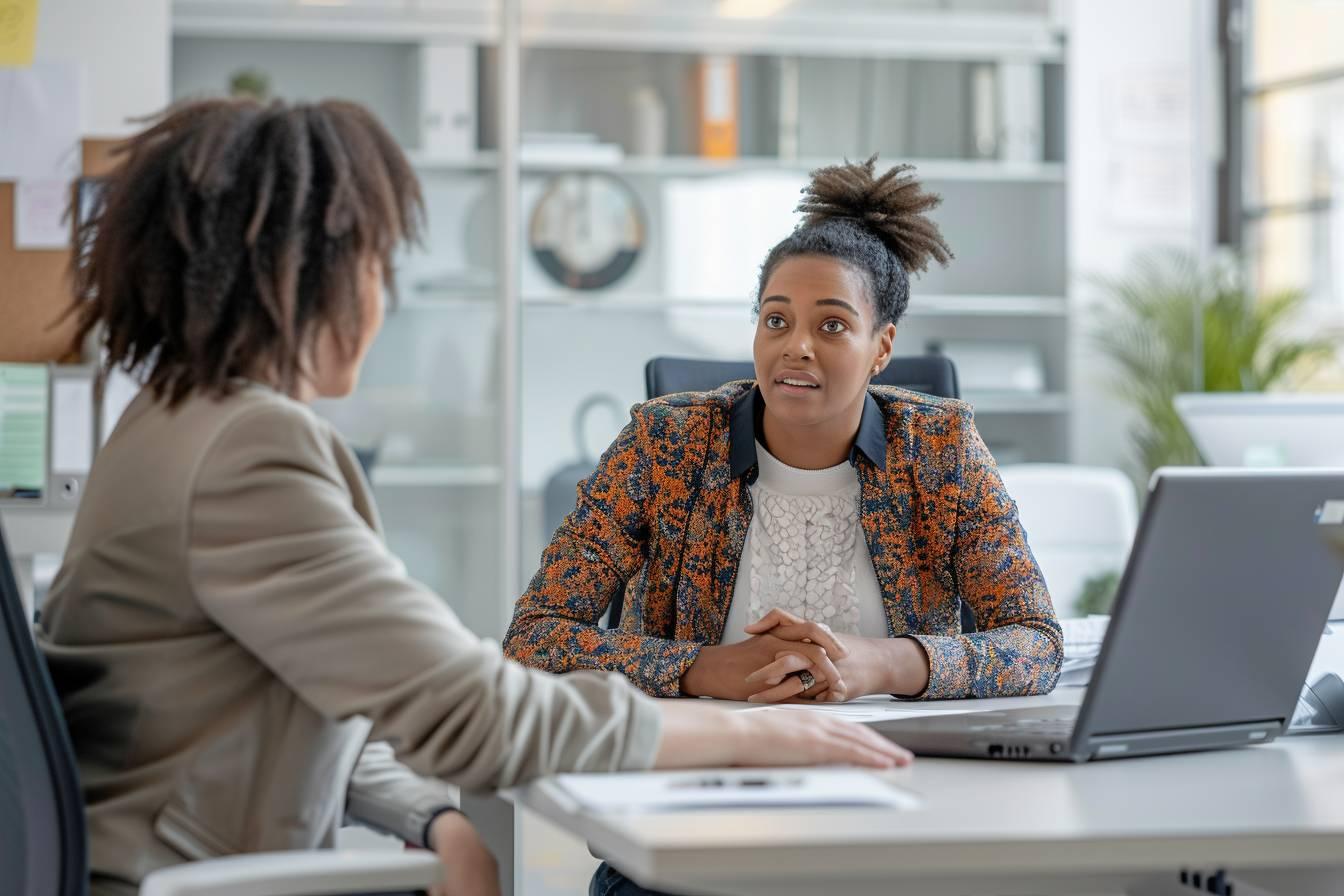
644,354,960,402
633,354,976,635
0,523,88,896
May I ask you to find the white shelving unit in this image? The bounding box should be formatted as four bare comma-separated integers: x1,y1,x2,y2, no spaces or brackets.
170,0,1073,633
409,150,1065,183
513,292,1068,316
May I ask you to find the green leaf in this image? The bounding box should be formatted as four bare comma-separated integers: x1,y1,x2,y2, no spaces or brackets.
1090,249,1339,483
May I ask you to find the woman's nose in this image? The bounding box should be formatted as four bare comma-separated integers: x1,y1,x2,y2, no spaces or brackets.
783,334,813,360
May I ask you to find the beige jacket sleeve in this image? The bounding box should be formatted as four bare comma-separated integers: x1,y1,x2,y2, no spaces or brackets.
347,741,458,847
185,403,662,794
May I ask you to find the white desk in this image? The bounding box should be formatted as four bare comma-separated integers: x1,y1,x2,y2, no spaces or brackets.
500,691,1344,896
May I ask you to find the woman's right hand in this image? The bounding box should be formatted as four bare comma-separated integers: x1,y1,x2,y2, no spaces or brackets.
653,701,912,770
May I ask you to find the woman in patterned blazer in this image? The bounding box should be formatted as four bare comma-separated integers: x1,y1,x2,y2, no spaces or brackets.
505,157,1062,710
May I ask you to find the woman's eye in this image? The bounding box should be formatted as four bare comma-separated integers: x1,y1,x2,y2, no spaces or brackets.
765,314,787,329
821,319,848,334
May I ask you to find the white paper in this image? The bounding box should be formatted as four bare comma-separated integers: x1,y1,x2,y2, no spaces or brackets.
1106,69,1192,144
15,179,70,249
1107,145,1194,227
740,701,976,724
551,768,920,814
51,379,93,475
0,62,83,181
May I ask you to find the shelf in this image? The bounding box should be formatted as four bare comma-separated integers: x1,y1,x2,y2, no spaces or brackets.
909,295,1068,317
172,2,1063,62
371,464,502,487
405,150,500,171
529,156,1064,183
397,295,497,311
523,295,743,311
172,1,497,43
409,151,1064,184
965,393,1069,415
520,8,1063,62
519,293,1067,317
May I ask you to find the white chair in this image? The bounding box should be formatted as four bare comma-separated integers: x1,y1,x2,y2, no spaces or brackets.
997,464,1139,618
139,850,440,896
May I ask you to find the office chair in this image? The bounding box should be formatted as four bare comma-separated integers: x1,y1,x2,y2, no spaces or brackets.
614,354,975,634
0,522,439,896
644,354,960,405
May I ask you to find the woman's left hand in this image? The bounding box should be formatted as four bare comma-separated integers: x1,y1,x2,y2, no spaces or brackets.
742,608,928,702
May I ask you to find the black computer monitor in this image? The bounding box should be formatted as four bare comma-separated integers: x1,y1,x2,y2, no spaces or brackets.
0,524,17,608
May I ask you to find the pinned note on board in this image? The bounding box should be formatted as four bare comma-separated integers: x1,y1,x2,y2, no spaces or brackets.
0,62,82,180
0,0,40,67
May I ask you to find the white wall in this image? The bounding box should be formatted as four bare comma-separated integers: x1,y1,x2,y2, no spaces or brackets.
34,0,171,136
1066,0,1219,474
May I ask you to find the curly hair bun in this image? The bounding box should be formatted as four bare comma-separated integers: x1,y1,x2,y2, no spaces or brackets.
797,154,953,275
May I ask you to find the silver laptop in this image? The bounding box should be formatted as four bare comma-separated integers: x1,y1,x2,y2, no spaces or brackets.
873,468,1344,762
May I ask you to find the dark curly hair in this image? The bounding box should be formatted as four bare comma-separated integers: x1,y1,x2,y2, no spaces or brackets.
755,156,952,329
70,97,423,406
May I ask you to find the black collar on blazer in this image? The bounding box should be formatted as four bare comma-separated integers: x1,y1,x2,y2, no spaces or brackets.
729,384,888,481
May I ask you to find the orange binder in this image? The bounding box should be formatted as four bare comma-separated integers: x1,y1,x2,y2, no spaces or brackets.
696,55,739,159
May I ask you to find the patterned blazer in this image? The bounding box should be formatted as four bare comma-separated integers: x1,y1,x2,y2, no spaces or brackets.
504,381,1062,699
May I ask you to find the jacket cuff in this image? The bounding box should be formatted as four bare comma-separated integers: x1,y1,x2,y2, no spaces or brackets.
421,805,463,851
645,640,703,698
899,634,970,701
346,741,461,847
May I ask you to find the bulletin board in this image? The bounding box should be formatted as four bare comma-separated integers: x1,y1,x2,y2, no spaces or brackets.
0,138,120,363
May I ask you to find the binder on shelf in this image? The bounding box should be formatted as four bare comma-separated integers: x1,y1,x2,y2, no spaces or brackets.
695,55,739,159
418,42,476,160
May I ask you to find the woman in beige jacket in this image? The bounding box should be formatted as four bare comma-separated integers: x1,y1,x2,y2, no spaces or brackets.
36,98,909,896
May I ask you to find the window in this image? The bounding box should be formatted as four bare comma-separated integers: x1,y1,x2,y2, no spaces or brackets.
1237,0,1344,309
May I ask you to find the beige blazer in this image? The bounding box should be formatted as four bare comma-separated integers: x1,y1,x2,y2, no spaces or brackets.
37,383,660,895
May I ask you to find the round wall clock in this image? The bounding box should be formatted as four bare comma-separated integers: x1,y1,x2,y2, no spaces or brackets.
529,172,645,291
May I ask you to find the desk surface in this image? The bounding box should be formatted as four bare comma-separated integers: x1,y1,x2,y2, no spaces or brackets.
517,692,1344,896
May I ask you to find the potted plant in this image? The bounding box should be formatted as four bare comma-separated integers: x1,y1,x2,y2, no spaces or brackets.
1092,248,1336,481
229,68,271,102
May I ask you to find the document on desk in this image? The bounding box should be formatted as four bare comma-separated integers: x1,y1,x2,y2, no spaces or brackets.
737,697,976,723
549,769,920,814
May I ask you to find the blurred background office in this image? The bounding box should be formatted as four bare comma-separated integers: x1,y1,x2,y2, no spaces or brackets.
3,0,1343,643
8,2,1344,893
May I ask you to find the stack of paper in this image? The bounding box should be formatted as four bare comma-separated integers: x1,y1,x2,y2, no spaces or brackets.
549,768,920,814
1059,614,1110,687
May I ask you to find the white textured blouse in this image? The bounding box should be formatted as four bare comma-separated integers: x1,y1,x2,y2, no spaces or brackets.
721,441,889,644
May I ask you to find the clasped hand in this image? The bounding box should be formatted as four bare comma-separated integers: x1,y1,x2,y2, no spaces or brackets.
740,607,876,702
681,607,889,702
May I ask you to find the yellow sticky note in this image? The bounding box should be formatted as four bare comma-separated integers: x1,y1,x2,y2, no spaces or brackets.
0,0,40,67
